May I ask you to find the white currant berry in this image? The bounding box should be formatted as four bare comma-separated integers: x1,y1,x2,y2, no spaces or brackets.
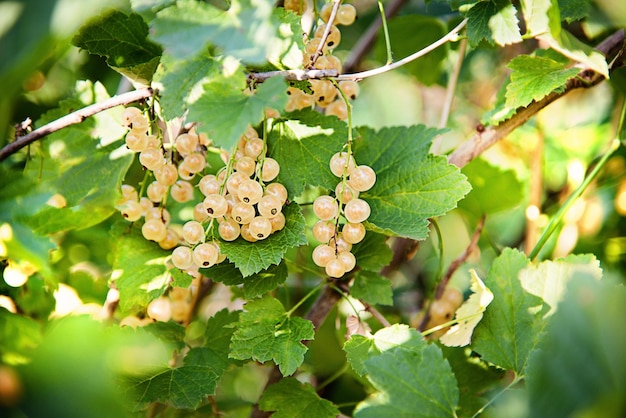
147,297,172,322
257,195,282,218
231,202,256,224
192,242,219,268
339,80,360,100
342,222,365,244
329,152,356,177
158,227,180,250
261,158,280,182
139,148,164,171
170,180,194,203
248,216,272,240
147,181,168,203
329,234,352,253
125,131,149,152
336,4,357,26
226,171,249,195
235,156,257,177
154,163,178,186
121,107,143,128
129,114,149,132
348,165,376,192
269,212,286,232
312,244,335,267
264,182,288,205
237,179,264,205
139,197,153,213
344,198,371,223
182,153,206,174
199,175,220,196
142,219,167,242
337,251,356,272
313,195,339,220
145,207,170,225
182,221,205,245
313,220,335,243
203,194,228,218
244,138,265,159
119,200,143,222
325,258,346,278
315,24,341,49
121,184,138,202
335,181,358,203
319,3,333,22
193,202,207,222
218,218,241,241
146,135,160,148
175,133,199,156
240,224,258,242
325,100,348,121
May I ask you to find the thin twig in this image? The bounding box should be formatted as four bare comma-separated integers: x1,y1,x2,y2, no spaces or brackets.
0,87,154,161
343,0,410,72
310,0,341,68
247,68,339,84
336,19,468,81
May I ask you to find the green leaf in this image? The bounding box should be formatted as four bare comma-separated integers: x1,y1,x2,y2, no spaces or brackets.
471,248,546,374
142,321,187,351
203,260,288,299
188,75,287,150
354,125,471,240
0,309,42,364
505,55,580,109
351,271,393,306
519,253,602,317
259,378,341,418
459,158,524,216
219,203,307,277
229,295,315,376
203,309,240,353
127,346,229,409
350,325,459,417
558,0,591,22
151,0,300,66
374,15,447,85
521,0,558,37
268,110,349,197
526,276,626,418
351,232,393,272
111,222,170,313
73,10,162,84
466,0,522,46
441,346,506,418
155,54,218,120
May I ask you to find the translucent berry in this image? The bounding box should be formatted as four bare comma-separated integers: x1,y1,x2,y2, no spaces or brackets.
335,181,358,203
139,148,164,171
237,179,264,205
192,242,219,268
170,180,194,203
129,114,149,132
147,181,168,203
348,165,376,192
264,182,288,205
119,200,143,222
257,195,282,218
121,107,143,128
240,224,258,242
325,100,348,120
231,202,256,224
344,198,371,223
315,24,341,49
442,287,464,309
325,258,346,278
248,216,272,240
147,297,172,322
219,218,241,241
310,79,337,106
175,133,199,156
182,221,205,245
244,137,265,159
125,131,149,152
145,207,170,225
203,194,229,218
182,153,206,174
226,171,249,195
158,227,180,250
199,175,220,196
142,219,167,242
329,234,352,253
312,244,335,267
154,163,178,186
193,202,207,222
121,184,138,202
329,152,356,177
339,80,360,100
320,3,333,22
342,222,366,244
313,220,335,243
235,156,257,177
429,299,456,324
337,251,356,272
313,195,339,220
315,55,342,73
261,158,280,182
336,4,357,25
269,212,286,232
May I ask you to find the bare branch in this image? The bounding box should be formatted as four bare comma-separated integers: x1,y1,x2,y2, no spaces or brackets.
0,87,154,161
309,0,341,68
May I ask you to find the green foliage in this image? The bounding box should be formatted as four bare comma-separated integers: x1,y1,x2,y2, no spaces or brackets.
229,295,315,376
471,248,546,375
526,276,626,417
505,55,580,109
203,260,288,299
354,125,471,240
348,325,459,417
466,0,522,46
259,378,341,417
351,271,393,306
72,10,163,84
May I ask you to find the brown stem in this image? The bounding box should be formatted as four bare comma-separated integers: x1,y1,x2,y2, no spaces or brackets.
448,29,625,169
0,87,154,161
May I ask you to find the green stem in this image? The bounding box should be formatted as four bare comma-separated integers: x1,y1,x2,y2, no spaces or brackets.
431,218,445,283
529,137,621,260
377,1,393,65
471,374,522,418
285,281,325,317
316,362,349,391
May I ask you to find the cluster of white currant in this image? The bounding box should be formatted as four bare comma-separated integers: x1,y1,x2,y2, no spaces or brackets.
311,151,375,277
284,1,360,120
117,107,289,277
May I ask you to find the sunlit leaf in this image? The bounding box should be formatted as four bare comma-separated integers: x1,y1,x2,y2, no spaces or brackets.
259,378,340,418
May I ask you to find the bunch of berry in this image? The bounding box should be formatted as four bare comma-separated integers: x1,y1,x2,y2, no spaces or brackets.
117,107,289,277
284,1,360,120
311,151,376,277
